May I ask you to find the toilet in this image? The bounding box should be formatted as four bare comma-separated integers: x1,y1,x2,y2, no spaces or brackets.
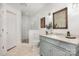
29,30,39,48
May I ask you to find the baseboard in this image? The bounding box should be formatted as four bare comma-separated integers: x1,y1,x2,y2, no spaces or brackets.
7,46,16,51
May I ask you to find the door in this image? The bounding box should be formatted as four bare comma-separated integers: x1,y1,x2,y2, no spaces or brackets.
6,10,17,50
0,10,3,55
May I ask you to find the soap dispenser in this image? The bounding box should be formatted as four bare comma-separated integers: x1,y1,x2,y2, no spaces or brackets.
67,31,70,37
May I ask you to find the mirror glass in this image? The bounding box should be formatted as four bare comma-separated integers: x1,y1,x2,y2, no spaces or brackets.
53,7,68,29
40,17,45,28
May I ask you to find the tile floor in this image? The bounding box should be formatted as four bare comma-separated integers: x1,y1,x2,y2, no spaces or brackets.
6,43,40,56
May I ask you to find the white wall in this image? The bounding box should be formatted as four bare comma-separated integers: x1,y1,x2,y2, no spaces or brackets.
30,3,79,37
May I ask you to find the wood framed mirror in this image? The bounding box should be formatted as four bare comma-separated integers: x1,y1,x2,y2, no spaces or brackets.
53,7,68,29
40,17,45,28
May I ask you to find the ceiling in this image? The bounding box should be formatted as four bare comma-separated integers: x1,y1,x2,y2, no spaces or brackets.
8,3,49,16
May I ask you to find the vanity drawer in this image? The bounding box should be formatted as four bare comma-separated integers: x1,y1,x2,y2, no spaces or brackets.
58,41,77,54
45,37,60,46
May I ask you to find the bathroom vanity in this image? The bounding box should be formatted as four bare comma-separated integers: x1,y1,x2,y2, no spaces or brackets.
40,34,79,56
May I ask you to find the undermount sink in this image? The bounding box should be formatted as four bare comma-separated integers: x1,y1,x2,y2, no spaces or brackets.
66,36,76,39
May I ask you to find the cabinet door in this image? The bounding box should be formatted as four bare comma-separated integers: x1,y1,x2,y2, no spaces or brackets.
52,48,66,56
40,39,48,56
50,44,71,56
40,39,51,56
51,46,66,56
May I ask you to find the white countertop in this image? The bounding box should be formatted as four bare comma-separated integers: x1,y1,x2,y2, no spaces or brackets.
40,34,79,45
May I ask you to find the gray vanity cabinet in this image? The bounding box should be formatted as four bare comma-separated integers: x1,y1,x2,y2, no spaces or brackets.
40,36,78,56
40,39,51,56
40,39,70,56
